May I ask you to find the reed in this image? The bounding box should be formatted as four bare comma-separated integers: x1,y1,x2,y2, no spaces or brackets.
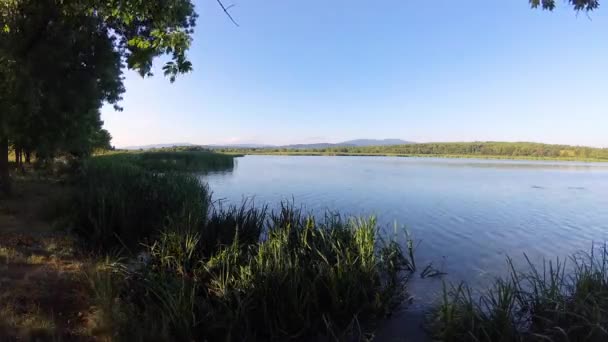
94,150,236,172
72,151,420,340
70,156,210,250
429,244,608,342
96,204,413,341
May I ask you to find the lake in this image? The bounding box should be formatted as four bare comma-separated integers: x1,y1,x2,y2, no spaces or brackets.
203,155,608,337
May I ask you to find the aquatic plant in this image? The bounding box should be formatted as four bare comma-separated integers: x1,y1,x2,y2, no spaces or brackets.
70,156,210,250
91,204,413,341
429,244,608,342
94,150,237,173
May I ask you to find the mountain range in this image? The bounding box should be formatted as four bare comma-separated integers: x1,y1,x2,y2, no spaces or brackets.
122,139,413,150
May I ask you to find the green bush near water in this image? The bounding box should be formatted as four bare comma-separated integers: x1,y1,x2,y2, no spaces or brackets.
73,153,412,340
71,150,608,341
95,150,237,172
92,205,412,341
70,155,212,250
430,245,608,342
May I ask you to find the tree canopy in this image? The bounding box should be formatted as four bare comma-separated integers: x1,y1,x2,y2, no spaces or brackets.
0,0,198,192
530,0,599,11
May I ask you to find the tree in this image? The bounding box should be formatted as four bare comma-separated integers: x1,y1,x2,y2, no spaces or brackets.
529,0,599,11
0,0,198,193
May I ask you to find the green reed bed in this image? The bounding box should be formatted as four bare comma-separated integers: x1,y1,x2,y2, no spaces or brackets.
71,158,414,340
70,156,211,250
96,150,237,172
430,245,608,342
88,204,413,341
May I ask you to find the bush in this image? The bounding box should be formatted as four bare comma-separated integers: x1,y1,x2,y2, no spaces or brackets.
94,151,236,173
71,157,210,250
99,205,413,341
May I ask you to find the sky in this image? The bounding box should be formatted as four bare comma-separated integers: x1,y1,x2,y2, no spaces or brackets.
101,0,608,148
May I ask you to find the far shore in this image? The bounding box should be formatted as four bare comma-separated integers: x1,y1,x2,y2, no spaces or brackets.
220,151,608,163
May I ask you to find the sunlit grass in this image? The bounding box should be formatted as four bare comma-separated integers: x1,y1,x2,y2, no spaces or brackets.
0,303,57,340
0,247,17,264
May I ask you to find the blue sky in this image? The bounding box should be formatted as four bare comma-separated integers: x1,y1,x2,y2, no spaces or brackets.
101,0,608,148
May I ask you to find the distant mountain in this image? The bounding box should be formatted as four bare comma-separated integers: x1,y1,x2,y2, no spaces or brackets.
123,139,414,150
208,143,274,149
339,139,413,147
275,139,412,150
280,143,355,149
122,143,195,150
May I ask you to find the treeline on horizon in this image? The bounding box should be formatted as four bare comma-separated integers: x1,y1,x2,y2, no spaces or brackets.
216,142,608,160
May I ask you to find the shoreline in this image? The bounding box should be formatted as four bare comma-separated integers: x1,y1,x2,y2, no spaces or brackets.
220,151,608,163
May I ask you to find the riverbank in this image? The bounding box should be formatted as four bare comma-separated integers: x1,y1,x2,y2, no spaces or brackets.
220,151,608,163
2,151,607,341
0,152,416,340
214,141,608,162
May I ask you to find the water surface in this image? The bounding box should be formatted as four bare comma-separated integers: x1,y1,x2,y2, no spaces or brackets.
203,155,608,336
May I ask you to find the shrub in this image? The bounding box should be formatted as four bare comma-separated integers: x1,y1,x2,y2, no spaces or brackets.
108,205,413,341
71,157,210,250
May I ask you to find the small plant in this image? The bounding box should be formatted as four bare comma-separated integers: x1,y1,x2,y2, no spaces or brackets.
429,244,608,342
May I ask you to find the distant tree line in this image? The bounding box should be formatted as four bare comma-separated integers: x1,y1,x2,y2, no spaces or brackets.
216,142,608,160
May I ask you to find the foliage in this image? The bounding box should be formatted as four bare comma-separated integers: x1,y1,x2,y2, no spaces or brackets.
216,142,608,161
70,155,211,250
93,150,237,172
72,151,416,340
530,0,600,11
0,0,198,191
430,245,608,342
90,205,412,341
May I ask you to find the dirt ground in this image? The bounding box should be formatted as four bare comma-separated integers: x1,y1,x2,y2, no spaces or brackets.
0,177,95,341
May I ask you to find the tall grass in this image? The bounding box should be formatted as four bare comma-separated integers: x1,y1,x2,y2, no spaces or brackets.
430,245,608,342
95,151,236,173
87,203,414,341
73,152,417,340
70,156,210,250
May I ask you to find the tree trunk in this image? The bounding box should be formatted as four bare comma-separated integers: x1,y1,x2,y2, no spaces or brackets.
16,147,21,168
25,150,31,164
0,137,10,195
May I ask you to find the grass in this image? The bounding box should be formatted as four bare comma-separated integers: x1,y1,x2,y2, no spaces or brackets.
70,156,211,250
0,303,58,340
0,247,46,264
68,152,415,340
429,244,608,342
94,150,238,172
8,150,608,340
84,256,129,339
84,203,416,341
0,230,90,341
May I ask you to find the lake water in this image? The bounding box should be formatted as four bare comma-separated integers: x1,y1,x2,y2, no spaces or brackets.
203,155,608,337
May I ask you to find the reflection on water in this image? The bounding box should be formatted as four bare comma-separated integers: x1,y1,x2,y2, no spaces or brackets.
202,155,608,338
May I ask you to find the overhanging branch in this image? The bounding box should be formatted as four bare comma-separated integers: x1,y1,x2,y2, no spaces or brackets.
215,0,239,27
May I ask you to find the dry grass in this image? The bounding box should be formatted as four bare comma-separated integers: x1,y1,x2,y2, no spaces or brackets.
0,303,58,340
0,179,95,341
